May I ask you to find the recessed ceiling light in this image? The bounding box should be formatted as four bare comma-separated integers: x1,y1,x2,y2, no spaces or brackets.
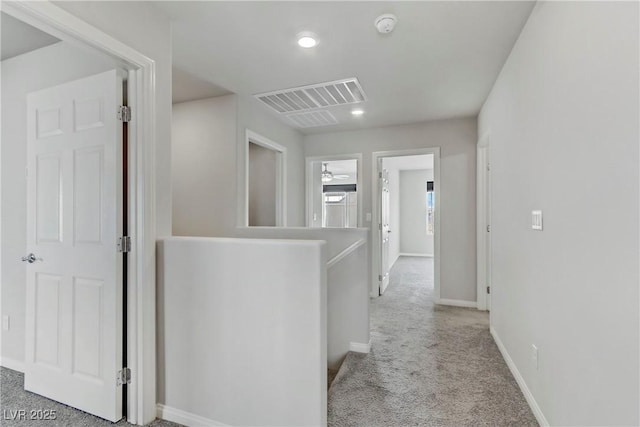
297,32,318,48
351,109,364,116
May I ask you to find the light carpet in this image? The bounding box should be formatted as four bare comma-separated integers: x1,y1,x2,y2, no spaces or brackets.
328,256,538,426
0,368,181,427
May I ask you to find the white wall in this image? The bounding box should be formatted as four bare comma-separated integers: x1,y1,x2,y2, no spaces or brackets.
55,0,173,237
236,96,305,228
1,41,116,366
235,226,370,369
157,237,326,426
479,2,639,425
400,169,434,255
304,117,476,302
172,95,237,236
235,226,368,261
326,239,368,368
172,95,306,236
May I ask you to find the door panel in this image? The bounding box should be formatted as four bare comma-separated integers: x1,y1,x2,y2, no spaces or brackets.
25,70,123,422
36,154,63,243
380,168,391,294
486,148,492,311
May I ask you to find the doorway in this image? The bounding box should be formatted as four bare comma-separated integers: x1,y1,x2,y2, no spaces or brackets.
0,2,157,424
245,130,286,227
477,143,492,311
372,149,441,297
305,154,362,228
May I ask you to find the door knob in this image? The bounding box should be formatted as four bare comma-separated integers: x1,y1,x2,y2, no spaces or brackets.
21,253,43,263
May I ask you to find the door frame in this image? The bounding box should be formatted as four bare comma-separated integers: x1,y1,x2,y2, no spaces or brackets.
371,148,441,298
244,130,287,227
477,133,491,311
1,2,157,424
305,153,363,228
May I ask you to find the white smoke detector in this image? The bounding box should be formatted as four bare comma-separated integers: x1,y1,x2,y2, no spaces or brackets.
375,14,397,34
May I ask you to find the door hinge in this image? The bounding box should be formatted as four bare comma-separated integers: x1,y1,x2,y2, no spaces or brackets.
487,224,491,232
117,236,132,253
379,172,383,178
378,275,382,281
117,367,131,386
117,105,131,122
487,286,490,294
487,163,491,171
379,223,382,230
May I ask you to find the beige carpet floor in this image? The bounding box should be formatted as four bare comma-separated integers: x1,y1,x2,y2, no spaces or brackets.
328,256,538,426
0,367,182,427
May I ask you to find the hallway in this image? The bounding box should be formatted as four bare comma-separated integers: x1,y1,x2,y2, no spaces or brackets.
328,256,537,426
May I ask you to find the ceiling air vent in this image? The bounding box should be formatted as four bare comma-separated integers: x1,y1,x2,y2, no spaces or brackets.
286,110,338,128
255,78,367,114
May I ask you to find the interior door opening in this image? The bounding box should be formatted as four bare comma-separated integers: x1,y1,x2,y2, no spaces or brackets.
305,155,362,228
245,130,287,227
373,150,440,298
1,3,160,424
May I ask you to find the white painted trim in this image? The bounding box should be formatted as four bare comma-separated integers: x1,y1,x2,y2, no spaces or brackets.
399,253,433,258
372,148,441,299
305,153,363,228
435,299,477,308
477,141,491,312
349,340,371,353
244,130,287,227
490,327,549,426
327,238,366,269
0,357,25,373
157,404,228,427
0,2,157,424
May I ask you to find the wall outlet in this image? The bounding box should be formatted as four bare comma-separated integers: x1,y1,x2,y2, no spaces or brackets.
531,344,538,370
366,212,372,222
532,210,543,230
2,315,10,331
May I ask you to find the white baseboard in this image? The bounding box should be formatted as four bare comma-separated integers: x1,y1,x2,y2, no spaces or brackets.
490,327,549,426
0,357,25,373
349,340,371,353
157,404,228,426
399,253,433,258
435,298,477,308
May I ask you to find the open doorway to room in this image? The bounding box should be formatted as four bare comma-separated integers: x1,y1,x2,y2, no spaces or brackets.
305,155,362,228
245,130,287,227
372,150,440,297
0,4,158,424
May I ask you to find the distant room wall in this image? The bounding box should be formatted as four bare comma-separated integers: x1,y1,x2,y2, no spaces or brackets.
399,169,434,256
172,95,237,236
248,142,277,226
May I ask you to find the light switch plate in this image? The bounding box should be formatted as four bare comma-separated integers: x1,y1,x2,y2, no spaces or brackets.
366,212,372,222
532,210,543,231
2,315,10,331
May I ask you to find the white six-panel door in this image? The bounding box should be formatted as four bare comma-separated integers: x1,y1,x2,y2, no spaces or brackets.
380,168,391,295
24,70,124,422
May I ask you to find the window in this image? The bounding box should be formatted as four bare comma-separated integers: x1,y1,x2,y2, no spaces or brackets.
426,181,434,235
